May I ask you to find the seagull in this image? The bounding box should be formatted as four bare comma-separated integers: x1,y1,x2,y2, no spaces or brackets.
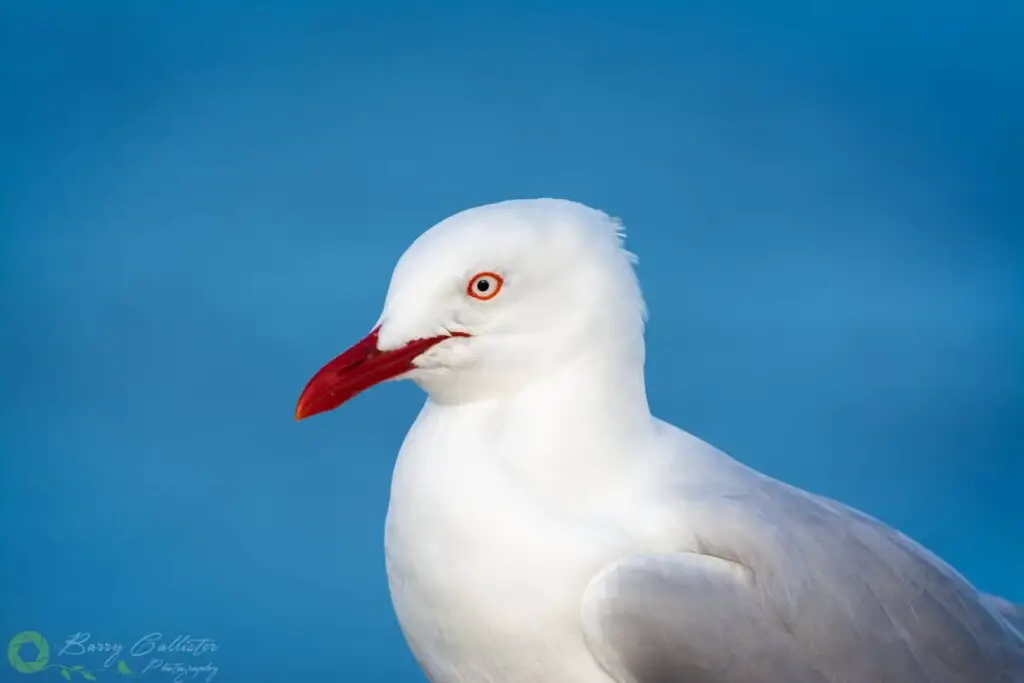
295,199,1024,683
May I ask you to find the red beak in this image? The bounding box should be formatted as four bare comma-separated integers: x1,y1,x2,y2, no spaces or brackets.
294,326,465,421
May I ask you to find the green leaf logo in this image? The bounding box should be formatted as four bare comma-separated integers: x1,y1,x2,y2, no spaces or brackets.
81,674,97,681
60,669,71,681
7,631,51,674
116,660,133,676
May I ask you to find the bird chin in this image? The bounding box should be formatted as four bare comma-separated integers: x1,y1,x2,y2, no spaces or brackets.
405,364,461,397
406,363,453,381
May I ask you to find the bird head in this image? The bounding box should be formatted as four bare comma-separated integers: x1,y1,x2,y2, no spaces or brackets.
294,198,646,419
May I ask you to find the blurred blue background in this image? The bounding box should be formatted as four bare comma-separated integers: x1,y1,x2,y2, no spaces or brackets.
1,2,1021,681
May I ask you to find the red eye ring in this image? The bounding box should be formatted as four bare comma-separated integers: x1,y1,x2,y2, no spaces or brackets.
467,272,503,301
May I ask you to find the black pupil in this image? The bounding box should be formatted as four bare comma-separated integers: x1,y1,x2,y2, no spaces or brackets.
476,279,490,292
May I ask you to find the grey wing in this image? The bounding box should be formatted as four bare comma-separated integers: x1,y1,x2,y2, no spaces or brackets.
582,477,1024,683
582,553,830,683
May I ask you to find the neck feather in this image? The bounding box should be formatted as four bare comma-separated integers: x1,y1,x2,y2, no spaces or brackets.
417,346,658,508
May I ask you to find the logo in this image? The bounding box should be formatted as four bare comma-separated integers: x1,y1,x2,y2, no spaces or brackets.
7,631,219,682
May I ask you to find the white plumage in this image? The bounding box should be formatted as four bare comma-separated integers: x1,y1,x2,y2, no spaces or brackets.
297,199,1024,683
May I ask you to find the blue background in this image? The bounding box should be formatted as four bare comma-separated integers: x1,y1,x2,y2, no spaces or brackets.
1,2,1021,681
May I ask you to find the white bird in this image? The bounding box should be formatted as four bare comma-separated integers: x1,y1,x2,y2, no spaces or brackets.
295,199,1024,683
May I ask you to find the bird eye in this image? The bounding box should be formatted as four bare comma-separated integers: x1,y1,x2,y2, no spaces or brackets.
466,272,503,301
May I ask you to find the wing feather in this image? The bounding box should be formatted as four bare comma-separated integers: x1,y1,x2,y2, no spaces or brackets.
582,474,1024,683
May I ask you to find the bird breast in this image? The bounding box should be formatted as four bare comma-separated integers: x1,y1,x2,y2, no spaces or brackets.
382,415,633,682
